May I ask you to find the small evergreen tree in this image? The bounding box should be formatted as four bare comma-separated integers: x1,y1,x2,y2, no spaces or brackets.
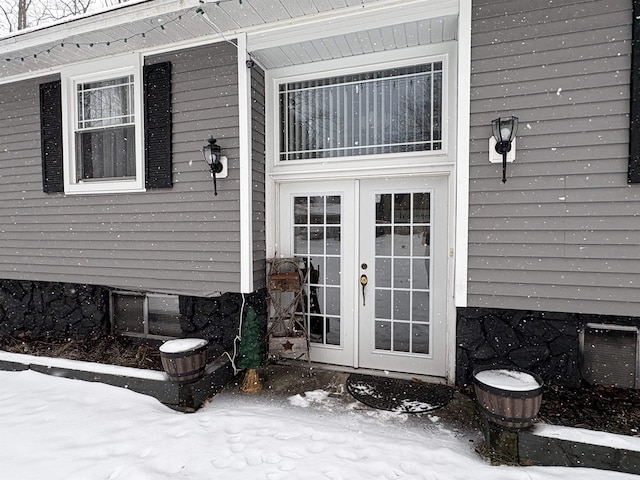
237,306,264,393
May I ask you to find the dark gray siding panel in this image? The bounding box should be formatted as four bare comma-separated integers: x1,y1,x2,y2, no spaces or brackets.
0,42,241,296
469,0,640,316
251,64,267,290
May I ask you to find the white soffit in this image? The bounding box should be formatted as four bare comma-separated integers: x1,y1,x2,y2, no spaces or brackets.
249,15,458,69
0,0,459,80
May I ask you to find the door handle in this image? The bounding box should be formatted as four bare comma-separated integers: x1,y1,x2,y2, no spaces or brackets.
360,274,368,306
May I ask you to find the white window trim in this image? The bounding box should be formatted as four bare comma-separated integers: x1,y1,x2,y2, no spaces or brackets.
266,43,456,177
61,53,145,195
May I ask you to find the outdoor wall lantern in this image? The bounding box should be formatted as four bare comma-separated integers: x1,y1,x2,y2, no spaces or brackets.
202,136,228,195
489,116,519,183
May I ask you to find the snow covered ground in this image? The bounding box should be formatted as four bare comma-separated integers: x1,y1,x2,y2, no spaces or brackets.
0,369,636,480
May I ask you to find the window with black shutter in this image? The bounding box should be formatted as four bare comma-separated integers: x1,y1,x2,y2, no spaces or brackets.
39,54,173,194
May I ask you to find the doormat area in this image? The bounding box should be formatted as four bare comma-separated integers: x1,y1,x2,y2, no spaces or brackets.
346,373,453,413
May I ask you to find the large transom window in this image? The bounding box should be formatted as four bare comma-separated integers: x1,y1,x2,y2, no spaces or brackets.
279,63,442,161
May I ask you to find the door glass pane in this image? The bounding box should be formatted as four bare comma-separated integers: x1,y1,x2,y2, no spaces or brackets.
412,259,429,290
376,258,391,288
413,193,430,223
293,194,342,347
393,226,411,256
326,257,341,285
294,226,308,254
376,194,392,223
374,191,432,355
376,226,392,255
326,227,340,254
412,324,430,354
294,197,308,224
375,321,391,350
326,287,340,316
394,194,411,223
393,258,410,288
412,291,430,322
310,227,324,253
393,290,410,320
393,322,410,352
326,196,341,224
310,196,324,224
375,289,391,318
326,318,341,345
412,226,430,256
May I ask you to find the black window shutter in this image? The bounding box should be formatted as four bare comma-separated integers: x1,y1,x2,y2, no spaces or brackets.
144,61,173,189
630,0,640,183
39,80,64,193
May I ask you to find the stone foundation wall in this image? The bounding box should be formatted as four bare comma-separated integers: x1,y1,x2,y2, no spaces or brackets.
0,280,109,338
456,307,640,387
179,289,267,356
0,279,268,360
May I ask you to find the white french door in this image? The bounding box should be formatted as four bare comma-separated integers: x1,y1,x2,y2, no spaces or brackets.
279,176,448,377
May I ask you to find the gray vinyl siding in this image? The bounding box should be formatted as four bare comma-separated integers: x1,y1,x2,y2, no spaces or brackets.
468,0,640,316
0,42,244,297
251,64,267,290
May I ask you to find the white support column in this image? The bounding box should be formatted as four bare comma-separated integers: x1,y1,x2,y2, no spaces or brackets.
238,32,254,293
455,0,471,308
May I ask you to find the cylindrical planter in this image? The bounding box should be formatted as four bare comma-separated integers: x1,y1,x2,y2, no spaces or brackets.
473,366,543,430
159,338,208,384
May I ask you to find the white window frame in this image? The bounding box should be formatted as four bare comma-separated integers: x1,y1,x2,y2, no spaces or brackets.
61,53,145,195
278,64,444,161
267,44,455,175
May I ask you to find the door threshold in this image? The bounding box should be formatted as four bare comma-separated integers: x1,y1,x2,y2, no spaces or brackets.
270,359,448,385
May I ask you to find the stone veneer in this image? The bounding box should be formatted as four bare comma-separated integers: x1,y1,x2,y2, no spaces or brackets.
456,307,640,387
0,280,109,338
0,279,267,359
179,289,267,357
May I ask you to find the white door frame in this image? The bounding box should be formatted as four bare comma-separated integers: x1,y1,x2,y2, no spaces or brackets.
273,171,455,379
264,43,460,382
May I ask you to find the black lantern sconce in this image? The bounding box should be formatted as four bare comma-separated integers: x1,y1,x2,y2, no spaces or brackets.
490,116,519,183
202,136,228,195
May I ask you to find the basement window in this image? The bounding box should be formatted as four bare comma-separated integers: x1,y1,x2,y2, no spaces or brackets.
111,291,182,339
581,323,639,389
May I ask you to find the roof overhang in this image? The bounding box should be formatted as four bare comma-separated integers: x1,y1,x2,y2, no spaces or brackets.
0,0,459,82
